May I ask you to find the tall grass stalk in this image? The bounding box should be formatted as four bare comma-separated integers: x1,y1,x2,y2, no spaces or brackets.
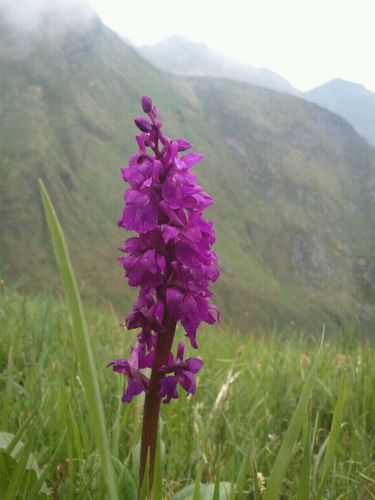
263,344,321,500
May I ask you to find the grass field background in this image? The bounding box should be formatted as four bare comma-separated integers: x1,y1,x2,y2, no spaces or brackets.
1,284,374,498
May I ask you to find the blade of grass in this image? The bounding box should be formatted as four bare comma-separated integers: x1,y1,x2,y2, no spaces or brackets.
296,413,312,500
227,456,235,500
316,376,347,500
192,463,201,500
1,346,13,430
26,430,67,500
313,436,328,493
139,451,150,500
4,432,35,500
38,180,118,500
263,345,322,500
5,413,33,456
251,459,262,500
236,443,251,500
212,448,221,500
111,400,123,457
151,428,162,500
68,405,84,461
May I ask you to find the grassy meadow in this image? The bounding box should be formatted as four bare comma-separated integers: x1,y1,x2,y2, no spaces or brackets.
0,283,374,498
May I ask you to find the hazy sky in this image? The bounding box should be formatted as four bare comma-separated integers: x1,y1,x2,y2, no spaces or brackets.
87,0,375,92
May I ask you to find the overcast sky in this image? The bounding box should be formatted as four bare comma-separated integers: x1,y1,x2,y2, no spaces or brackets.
87,0,375,92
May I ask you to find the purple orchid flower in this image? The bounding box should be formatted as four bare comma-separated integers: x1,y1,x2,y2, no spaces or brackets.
108,96,220,486
110,96,219,401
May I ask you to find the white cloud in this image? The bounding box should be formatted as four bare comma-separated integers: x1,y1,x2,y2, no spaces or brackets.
1,0,95,31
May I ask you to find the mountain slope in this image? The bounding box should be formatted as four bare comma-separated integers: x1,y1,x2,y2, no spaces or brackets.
305,79,375,146
138,35,299,96
0,10,374,332
188,77,375,329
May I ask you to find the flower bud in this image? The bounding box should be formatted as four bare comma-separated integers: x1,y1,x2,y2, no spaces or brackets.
134,117,151,133
141,96,153,113
136,134,146,152
176,138,193,151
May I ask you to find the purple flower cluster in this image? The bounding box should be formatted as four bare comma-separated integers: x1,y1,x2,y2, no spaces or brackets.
109,96,219,404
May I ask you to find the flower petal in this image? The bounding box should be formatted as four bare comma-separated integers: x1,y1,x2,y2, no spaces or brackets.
158,376,179,404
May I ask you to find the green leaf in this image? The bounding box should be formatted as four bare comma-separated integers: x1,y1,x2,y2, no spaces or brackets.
263,347,322,500
0,430,51,499
1,414,32,456
0,431,42,483
172,482,232,500
39,179,118,500
173,484,199,500
316,376,347,499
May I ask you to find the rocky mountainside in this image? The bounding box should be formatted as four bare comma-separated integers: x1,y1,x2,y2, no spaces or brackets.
0,8,374,332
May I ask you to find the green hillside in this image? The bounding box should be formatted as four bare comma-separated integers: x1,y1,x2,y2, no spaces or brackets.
0,11,374,331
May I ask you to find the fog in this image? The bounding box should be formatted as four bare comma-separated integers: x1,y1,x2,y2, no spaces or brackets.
0,0,96,31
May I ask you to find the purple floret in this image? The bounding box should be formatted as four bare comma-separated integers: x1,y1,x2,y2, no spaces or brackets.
108,343,153,403
158,342,203,403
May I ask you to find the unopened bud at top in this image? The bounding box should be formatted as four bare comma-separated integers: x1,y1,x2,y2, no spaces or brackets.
141,96,153,113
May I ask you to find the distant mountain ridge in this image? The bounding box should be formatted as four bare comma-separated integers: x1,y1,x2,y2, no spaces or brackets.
305,78,375,146
138,37,375,147
138,35,300,95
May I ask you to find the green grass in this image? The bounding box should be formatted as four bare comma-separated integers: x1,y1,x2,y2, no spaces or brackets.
0,285,374,498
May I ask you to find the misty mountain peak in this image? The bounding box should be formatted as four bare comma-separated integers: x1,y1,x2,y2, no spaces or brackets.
312,78,370,93
138,35,299,95
305,78,375,145
149,34,209,51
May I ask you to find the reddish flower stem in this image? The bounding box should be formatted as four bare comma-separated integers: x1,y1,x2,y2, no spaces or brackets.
139,313,177,491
